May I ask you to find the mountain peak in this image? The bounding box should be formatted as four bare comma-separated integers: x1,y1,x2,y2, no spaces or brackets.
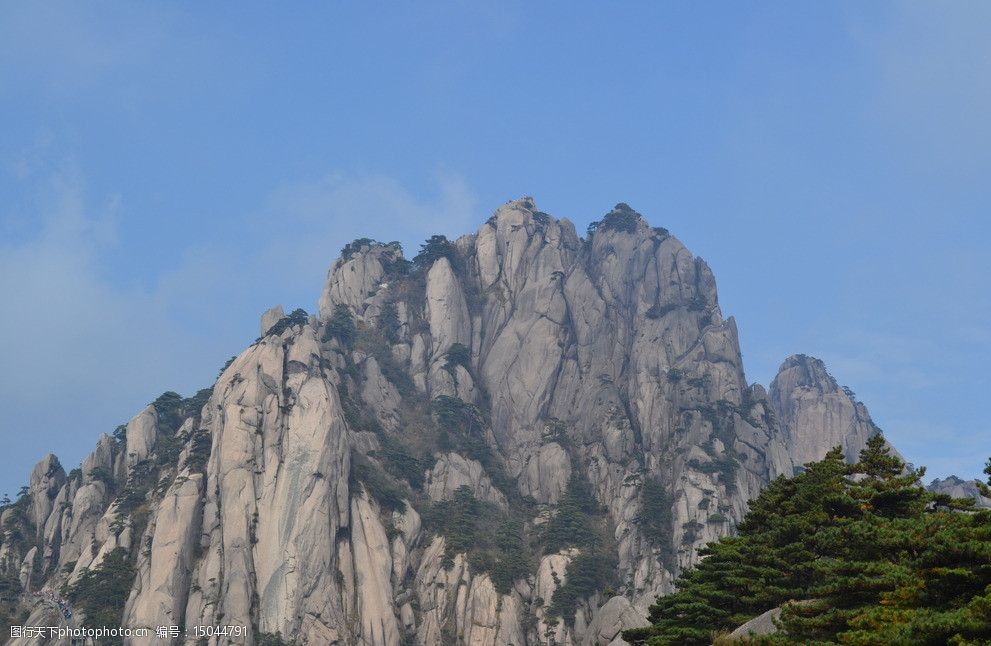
484,195,541,229
0,197,903,645
319,238,405,319
769,353,880,468
774,354,836,392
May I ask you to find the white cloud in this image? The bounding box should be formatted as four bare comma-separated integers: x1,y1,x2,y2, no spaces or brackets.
262,170,478,253
0,166,195,495
0,162,477,495
154,170,479,320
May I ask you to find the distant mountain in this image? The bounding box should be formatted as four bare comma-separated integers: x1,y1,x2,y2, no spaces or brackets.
930,475,991,508
0,198,894,645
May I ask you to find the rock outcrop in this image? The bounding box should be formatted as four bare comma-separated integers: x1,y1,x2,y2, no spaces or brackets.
0,198,906,645
727,605,784,639
767,354,883,477
929,476,991,509
260,305,285,336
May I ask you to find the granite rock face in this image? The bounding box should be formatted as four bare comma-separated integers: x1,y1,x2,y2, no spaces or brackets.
929,476,991,509
0,198,905,645
260,305,285,336
767,354,883,477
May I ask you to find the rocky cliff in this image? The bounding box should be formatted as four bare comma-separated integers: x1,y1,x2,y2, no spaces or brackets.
929,476,991,509
0,199,891,645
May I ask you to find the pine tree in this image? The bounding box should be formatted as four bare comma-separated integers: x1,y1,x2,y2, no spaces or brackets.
629,439,991,645
774,438,991,644
625,448,851,645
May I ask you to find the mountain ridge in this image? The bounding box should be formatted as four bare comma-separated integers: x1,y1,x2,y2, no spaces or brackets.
1,197,897,645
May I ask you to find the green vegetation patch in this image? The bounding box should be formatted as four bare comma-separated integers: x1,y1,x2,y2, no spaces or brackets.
355,324,415,397
443,342,471,373
184,429,212,473
339,237,376,262
377,302,402,344
624,438,991,646
0,573,25,641
66,547,136,645
542,474,602,554
0,491,34,554
586,203,642,237
424,486,529,594
540,473,618,626
349,451,408,513
323,305,356,346
413,234,458,269
635,476,676,570
548,550,618,625
265,308,309,339
151,387,214,435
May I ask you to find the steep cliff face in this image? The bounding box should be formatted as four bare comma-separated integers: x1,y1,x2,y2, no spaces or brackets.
0,199,888,645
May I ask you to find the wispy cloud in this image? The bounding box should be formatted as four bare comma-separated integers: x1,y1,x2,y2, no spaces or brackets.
0,164,192,495
0,154,477,495
153,170,480,325
265,170,476,262
263,170,477,249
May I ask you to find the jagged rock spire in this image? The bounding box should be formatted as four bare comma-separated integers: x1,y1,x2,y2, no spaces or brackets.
0,198,906,646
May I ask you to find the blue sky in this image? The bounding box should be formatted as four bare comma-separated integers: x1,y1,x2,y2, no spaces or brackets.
1,2,988,496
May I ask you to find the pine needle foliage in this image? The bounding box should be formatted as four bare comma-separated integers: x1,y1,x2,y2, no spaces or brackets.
626,437,991,645
66,547,136,645
424,486,529,594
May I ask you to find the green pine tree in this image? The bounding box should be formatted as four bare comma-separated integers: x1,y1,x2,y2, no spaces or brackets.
775,437,940,642
628,438,991,645
625,448,852,645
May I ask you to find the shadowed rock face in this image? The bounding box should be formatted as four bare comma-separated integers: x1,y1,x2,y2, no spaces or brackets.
0,198,894,645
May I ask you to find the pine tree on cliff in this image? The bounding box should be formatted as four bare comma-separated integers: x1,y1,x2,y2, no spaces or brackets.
623,447,852,645
777,436,991,644
627,437,991,645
